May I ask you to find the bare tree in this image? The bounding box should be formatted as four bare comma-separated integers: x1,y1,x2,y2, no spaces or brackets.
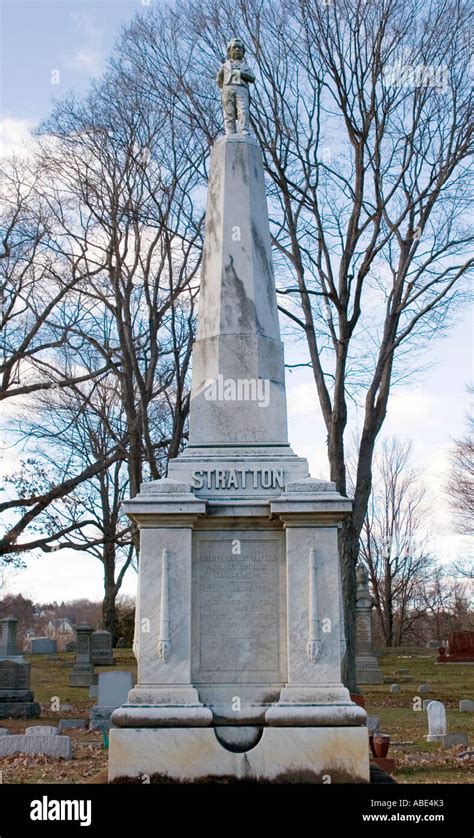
358,438,433,645
1,63,203,565
446,386,474,536
114,0,473,689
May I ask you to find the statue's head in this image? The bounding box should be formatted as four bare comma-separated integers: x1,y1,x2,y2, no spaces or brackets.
227,37,246,61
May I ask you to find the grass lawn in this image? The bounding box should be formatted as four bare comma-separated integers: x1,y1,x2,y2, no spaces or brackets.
362,647,474,783
0,647,472,783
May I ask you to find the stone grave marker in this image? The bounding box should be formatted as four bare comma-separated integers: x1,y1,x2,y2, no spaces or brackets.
0,660,40,719
90,671,133,730
91,630,114,666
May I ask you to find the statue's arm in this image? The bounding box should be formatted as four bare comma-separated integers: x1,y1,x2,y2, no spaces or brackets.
241,66,255,84
216,64,225,89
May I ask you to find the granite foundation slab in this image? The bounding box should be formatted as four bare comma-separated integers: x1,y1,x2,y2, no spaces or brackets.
25,725,58,736
58,719,87,731
109,726,369,783
0,702,41,719
0,734,73,759
90,707,119,731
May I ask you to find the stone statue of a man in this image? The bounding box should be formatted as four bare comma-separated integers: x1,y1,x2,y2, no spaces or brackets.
216,37,255,135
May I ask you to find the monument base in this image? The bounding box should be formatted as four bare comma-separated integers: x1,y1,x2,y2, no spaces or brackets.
108,726,369,783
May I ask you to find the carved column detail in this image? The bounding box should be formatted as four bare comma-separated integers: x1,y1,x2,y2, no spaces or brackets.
306,547,321,663
157,549,171,663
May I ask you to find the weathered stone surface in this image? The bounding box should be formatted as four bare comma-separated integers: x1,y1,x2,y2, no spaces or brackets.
0,617,24,662
459,700,474,712
97,672,133,707
0,660,31,689
367,716,380,734
31,638,57,654
25,725,58,736
110,130,367,782
58,719,87,731
0,702,41,719
418,684,430,694
0,728,10,735
88,685,98,699
109,727,369,783
91,631,114,666
69,667,97,688
440,733,469,747
0,734,72,759
426,700,447,741
188,136,288,449
90,673,134,730
69,624,97,687
389,684,401,694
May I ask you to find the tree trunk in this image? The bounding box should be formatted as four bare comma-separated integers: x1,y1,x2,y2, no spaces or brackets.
102,583,119,645
102,542,119,644
340,519,360,693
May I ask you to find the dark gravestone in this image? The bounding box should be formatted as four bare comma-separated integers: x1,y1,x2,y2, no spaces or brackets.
69,624,97,687
437,630,474,663
0,661,40,719
91,631,114,666
0,616,23,661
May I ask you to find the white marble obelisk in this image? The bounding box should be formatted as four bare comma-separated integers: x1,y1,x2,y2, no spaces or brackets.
109,55,369,781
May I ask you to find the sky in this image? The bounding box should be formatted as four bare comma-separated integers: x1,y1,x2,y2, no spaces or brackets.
1,0,473,604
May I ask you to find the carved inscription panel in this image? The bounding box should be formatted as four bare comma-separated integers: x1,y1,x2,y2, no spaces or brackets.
192,531,286,684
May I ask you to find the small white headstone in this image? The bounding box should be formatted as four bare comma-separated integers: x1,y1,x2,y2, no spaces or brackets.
426,700,447,741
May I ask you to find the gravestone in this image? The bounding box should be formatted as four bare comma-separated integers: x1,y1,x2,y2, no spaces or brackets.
459,700,474,712
426,640,442,648
389,684,401,694
0,617,25,663
69,624,97,687
355,566,383,684
91,631,114,666
31,638,57,654
426,700,447,741
25,725,58,736
65,641,76,653
90,672,133,730
58,719,87,731
0,660,40,718
437,630,474,663
107,38,369,784
418,684,430,695
116,637,127,649
0,734,72,759
426,700,468,747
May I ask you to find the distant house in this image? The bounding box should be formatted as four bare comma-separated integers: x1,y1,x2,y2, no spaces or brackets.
44,618,75,650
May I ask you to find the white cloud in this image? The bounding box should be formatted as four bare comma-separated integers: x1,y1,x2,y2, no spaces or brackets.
65,13,104,76
0,117,35,158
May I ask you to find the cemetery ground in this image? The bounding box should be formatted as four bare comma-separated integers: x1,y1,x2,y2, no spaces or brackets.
0,648,472,784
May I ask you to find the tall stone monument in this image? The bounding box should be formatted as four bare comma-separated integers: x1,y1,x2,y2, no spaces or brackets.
0,617,24,663
355,565,383,685
109,38,368,783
